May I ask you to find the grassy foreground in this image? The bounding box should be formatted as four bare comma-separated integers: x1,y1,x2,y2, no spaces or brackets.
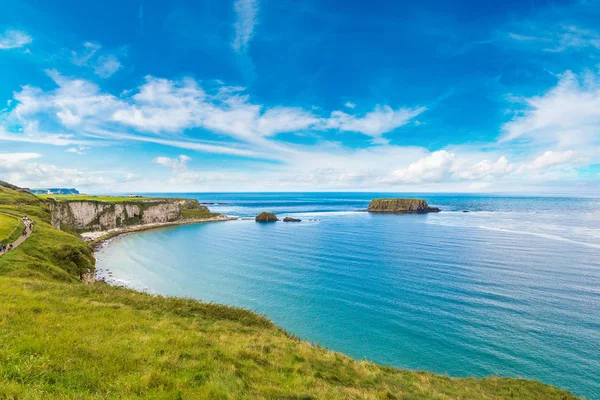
0,182,580,399
0,278,578,400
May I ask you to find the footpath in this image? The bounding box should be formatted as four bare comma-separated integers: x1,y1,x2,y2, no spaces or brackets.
0,214,33,256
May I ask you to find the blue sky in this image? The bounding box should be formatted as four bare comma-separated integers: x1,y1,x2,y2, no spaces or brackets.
1,0,599,193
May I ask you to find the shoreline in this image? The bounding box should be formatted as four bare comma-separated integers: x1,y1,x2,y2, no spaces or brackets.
85,214,237,284
86,214,237,250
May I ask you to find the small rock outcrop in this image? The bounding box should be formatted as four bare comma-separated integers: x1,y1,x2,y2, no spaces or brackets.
283,217,301,222
367,198,440,214
255,212,279,222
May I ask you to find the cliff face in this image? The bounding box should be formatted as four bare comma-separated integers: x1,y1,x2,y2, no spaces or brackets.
367,198,440,213
49,199,208,232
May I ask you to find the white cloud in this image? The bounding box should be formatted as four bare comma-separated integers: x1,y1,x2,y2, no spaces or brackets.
528,150,577,170
2,69,595,192
0,125,91,146
0,30,32,50
383,150,456,183
508,25,600,52
381,152,517,185
0,152,41,163
71,42,122,78
502,70,600,147
0,152,123,189
326,105,426,142
71,42,101,65
345,102,356,109
454,156,514,180
153,154,191,170
152,154,204,185
66,146,90,155
256,107,319,136
94,55,122,78
232,0,258,53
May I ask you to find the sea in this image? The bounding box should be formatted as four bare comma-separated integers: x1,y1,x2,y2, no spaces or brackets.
94,193,600,398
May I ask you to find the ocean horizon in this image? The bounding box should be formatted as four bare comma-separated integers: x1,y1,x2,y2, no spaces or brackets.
96,193,600,398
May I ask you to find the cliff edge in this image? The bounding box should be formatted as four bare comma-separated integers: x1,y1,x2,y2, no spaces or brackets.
47,197,217,232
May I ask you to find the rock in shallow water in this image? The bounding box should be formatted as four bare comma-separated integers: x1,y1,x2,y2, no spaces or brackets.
283,217,301,222
255,212,279,222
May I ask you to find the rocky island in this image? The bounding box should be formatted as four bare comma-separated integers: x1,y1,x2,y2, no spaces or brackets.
368,198,440,213
255,212,279,222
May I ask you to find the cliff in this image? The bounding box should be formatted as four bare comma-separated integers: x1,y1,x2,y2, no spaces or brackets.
48,198,211,232
368,198,440,213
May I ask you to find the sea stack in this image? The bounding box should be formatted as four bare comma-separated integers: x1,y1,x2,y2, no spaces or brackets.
255,212,279,222
283,217,301,222
367,198,440,214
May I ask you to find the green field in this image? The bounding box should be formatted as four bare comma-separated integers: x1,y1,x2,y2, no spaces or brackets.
0,182,580,399
0,213,24,245
181,208,221,220
36,194,165,203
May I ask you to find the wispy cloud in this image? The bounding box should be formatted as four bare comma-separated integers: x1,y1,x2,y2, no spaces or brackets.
232,0,259,53
508,25,600,52
0,30,32,50
71,42,122,78
325,105,427,144
153,154,190,170
66,146,90,155
9,71,422,150
0,152,125,189
501,70,600,147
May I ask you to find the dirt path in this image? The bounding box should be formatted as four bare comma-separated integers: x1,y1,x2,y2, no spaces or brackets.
0,214,33,256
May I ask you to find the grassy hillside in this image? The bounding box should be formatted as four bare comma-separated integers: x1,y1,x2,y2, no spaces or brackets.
0,182,580,399
0,185,95,281
0,213,24,245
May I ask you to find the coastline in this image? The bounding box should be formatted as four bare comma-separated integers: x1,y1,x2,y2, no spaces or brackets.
84,214,236,284
85,214,236,251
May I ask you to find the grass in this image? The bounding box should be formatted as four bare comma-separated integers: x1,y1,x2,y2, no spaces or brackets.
0,278,579,400
36,194,166,203
0,213,24,245
0,185,95,282
181,208,221,220
0,182,581,399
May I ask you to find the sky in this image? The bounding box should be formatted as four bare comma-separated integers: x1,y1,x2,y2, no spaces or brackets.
1,0,599,193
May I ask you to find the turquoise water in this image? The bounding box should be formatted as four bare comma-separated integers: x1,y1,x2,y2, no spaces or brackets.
95,194,600,398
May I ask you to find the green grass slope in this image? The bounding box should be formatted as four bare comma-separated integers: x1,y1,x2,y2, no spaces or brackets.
0,278,578,400
0,213,24,245
0,182,580,399
0,185,94,281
